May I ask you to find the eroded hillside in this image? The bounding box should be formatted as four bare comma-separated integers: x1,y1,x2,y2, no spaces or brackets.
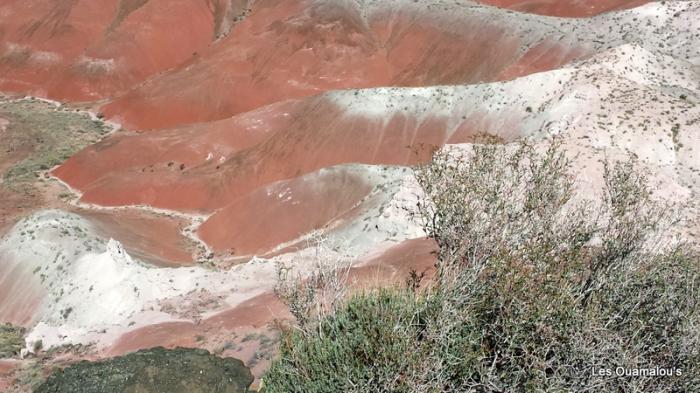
0,0,698,391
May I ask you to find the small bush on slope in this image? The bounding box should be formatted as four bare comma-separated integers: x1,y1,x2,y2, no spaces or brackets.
263,141,700,393
268,290,435,392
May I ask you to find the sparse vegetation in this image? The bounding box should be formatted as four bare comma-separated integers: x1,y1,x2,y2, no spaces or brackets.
0,99,108,185
13,360,46,392
273,231,354,331
263,141,700,392
0,323,25,358
672,123,683,151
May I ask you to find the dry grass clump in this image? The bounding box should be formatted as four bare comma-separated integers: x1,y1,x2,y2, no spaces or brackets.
273,232,354,332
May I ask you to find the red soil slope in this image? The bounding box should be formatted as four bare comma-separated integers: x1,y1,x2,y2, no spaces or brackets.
197,166,377,255
101,0,591,129
0,361,20,392
80,209,195,267
351,238,438,290
106,292,288,380
107,292,288,357
476,0,649,17
51,99,293,191
55,93,518,213
0,0,243,101
51,0,657,259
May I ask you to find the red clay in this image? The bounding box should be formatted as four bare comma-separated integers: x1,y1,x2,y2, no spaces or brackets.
106,293,288,380
0,360,20,392
51,100,292,191
106,293,287,355
0,252,44,326
0,1,671,385
105,239,435,371
101,0,386,129
475,0,649,17
198,166,376,255
79,209,195,267
105,238,436,354
101,0,581,130
351,238,438,290
56,95,510,214
106,321,199,356
205,293,289,331
0,0,227,101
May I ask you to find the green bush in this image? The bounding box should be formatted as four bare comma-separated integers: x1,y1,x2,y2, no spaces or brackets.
263,141,699,392
265,290,434,392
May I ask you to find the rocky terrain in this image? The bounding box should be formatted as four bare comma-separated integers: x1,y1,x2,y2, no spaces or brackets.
0,0,698,391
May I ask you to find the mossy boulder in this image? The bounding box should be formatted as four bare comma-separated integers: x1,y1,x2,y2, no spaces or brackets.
35,347,253,393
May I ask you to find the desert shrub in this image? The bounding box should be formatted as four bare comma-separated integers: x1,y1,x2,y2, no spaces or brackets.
263,141,699,392
265,290,435,393
412,141,699,392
